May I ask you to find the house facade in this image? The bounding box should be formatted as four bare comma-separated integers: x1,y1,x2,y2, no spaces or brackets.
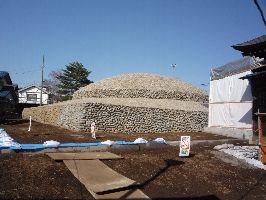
18,85,49,105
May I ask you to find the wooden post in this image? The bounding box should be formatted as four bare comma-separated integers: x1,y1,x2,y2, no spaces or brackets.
258,110,263,147
257,110,266,164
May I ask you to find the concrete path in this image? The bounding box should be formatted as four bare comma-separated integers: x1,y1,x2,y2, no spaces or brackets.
64,160,150,199
47,152,123,160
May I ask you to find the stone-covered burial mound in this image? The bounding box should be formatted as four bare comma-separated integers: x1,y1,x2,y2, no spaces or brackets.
23,73,208,133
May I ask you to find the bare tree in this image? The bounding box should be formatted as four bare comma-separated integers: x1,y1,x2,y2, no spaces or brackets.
43,70,63,103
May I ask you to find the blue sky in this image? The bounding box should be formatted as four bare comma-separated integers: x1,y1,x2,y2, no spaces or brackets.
0,0,265,89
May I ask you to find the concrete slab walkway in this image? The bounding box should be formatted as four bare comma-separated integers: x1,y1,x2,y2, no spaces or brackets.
64,159,150,199
47,152,123,160
64,159,136,193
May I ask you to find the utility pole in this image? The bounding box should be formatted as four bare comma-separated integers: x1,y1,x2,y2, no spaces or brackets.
40,55,44,106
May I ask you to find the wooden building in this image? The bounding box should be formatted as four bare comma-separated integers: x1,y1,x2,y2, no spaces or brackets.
236,35,266,135
207,35,266,140
18,85,49,105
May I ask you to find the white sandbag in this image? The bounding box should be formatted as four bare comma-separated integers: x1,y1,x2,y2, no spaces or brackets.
43,140,60,147
0,128,20,147
153,138,166,143
133,138,148,144
101,140,115,146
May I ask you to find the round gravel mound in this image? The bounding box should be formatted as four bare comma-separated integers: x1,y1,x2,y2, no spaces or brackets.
73,73,208,102
23,73,209,133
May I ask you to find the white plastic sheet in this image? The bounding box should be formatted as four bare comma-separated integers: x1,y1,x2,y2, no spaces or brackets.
209,71,253,129
208,102,252,128
209,71,253,103
0,128,21,147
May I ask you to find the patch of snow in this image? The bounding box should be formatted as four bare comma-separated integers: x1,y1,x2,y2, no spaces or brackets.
0,128,21,147
153,138,166,143
101,140,115,146
220,146,266,170
133,138,148,144
43,140,60,147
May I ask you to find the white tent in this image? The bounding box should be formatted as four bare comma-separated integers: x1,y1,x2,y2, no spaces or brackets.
208,56,264,130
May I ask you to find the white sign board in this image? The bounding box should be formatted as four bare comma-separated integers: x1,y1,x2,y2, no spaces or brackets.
179,136,191,157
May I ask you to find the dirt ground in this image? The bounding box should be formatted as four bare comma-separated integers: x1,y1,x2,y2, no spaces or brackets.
0,120,230,144
0,120,266,200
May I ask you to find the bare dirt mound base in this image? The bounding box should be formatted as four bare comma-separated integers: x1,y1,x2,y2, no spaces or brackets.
0,145,266,200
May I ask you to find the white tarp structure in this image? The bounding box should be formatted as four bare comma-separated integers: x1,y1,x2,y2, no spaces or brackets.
0,128,20,147
209,71,253,129
208,56,264,129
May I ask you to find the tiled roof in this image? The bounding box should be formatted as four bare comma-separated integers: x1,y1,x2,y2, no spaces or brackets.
232,35,266,51
0,71,12,85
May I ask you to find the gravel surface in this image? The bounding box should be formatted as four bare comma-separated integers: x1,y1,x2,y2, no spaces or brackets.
74,73,208,101
220,146,266,170
77,73,206,93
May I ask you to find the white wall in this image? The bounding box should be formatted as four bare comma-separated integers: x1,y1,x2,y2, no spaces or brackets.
209,71,253,129
19,87,48,104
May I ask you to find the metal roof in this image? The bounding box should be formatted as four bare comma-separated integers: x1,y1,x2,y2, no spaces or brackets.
210,56,265,80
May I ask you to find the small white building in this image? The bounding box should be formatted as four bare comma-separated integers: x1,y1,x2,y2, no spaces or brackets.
206,56,264,140
18,85,49,105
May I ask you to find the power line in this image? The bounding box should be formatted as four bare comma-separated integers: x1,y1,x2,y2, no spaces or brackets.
0,69,40,75
254,0,266,26
0,65,58,75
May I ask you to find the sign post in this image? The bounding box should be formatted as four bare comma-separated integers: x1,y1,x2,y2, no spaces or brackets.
91,122,96,139
179,136,191,157
28,116,32,132
256,111,266,164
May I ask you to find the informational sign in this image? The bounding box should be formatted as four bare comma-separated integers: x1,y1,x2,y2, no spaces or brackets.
179,136,191,157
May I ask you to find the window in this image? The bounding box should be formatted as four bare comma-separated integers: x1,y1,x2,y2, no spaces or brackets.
27,94,37,102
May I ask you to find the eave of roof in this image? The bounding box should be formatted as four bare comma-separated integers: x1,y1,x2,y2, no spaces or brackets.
18,85,49,94
240,70,266,80
232,35,266,52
